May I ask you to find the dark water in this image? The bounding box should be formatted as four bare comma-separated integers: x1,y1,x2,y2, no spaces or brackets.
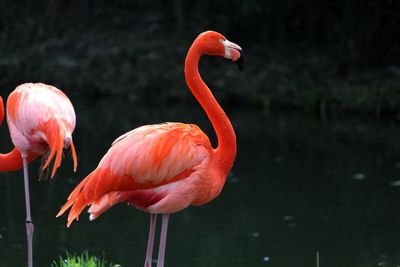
1,98,400,267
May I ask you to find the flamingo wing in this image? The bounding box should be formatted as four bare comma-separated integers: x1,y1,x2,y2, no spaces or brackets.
58,122,213,226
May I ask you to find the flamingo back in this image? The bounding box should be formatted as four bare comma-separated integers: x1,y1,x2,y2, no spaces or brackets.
57,122,213,227
6,83,77,177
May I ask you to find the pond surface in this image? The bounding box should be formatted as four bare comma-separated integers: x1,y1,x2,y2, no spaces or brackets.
1,98,400,267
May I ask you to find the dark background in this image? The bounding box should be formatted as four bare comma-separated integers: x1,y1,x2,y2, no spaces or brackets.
0,0,399,119
1,1,400,266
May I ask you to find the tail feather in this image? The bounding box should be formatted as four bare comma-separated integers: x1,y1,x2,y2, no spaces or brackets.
57,165,193,227
56,168,115,227
56,169,117,227
87,192,123,221
67,190,89,227
57,167,143,227
70,140,78,172
56,175,90,227
41,119,64,177
38,118,77,178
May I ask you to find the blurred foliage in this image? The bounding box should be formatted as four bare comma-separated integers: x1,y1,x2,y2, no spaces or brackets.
0,0,399,118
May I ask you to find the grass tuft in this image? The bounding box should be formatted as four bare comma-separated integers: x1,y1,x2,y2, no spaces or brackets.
51,251,121,267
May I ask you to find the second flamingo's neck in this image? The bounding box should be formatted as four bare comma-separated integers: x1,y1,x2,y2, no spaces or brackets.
184,44,236,174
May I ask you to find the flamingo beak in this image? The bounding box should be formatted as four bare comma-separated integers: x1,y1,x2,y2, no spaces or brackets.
222,39,244,71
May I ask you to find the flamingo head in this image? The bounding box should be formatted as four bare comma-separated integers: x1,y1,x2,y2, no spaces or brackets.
196,31,244,70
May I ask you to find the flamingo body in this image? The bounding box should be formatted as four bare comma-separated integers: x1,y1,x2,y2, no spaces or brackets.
58,31,242,267
58,122,229,226
3,83,77,176
0,82,78,267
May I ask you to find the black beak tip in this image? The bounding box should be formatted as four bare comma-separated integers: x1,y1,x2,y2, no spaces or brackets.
236,54,244,71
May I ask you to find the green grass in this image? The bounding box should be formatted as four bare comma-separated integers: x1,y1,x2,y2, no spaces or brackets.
51,251,121,267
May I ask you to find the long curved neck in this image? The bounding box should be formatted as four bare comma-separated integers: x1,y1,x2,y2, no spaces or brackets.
0,96,38,172
0,149,38,172
184,43,236,173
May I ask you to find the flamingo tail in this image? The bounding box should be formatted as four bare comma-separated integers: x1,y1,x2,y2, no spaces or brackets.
57,167,151,227
56,168,121,227
56,174,90,227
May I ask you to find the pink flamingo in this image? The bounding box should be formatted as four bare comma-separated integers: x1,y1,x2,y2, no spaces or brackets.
0,83,78,267
57,31,243,267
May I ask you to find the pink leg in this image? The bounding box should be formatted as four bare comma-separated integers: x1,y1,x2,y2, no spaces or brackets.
144,214,157,267
22,156,33,267
156,214,170,267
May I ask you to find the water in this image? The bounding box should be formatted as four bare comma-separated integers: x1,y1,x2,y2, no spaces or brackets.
1,98,400,267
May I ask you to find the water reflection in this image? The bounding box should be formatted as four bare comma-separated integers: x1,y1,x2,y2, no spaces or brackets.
1,98,400,266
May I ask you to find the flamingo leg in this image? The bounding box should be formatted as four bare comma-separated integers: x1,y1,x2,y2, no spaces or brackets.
156,214,170,267
144,213,157,267
22,155,33,267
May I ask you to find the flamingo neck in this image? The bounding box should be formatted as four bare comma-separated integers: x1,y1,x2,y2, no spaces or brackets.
184,44,236,174
0,149,38,172
0,96,38,172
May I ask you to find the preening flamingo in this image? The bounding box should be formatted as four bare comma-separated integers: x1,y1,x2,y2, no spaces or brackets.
57,30,243,267
0,83,77,267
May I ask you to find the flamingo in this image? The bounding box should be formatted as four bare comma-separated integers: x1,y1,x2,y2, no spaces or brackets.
57,30,243,267
0,83,78,267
